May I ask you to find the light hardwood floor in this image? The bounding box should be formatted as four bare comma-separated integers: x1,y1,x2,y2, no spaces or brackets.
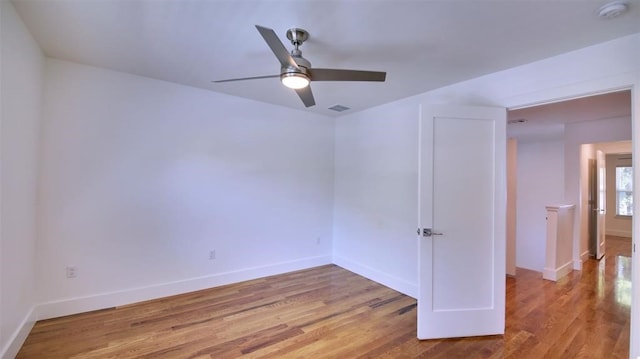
17,236,632,358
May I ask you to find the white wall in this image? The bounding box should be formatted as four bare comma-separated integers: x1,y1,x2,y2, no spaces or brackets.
605,153,632,238
37,59,335,318
333,103,419,297
516,140,565,272
0,1,44,357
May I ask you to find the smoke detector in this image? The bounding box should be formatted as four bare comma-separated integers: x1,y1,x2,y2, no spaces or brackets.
598,1,629,19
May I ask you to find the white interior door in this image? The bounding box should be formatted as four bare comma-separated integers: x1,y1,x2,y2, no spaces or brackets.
417,104,506,339
595,150,606,260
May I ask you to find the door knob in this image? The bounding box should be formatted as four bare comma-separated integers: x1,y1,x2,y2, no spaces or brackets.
423,228,444,237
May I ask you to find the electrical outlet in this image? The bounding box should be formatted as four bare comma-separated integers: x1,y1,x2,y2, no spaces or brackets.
66,265,77,278
209,250,216,260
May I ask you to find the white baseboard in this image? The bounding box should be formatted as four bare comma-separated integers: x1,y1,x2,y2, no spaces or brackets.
1,306,36,359
543,260,573,281
573,250,590,270
333,255,418,299
36,255,332,320
573,259,582,270
606,229,632,238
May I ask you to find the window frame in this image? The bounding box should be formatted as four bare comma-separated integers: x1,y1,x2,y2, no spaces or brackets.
615,165,633,217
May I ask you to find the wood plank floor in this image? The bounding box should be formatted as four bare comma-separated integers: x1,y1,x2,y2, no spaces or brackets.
17,236,632,358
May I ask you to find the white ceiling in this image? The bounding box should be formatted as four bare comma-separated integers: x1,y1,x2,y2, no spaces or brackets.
11,0,640,117
507,90,632,143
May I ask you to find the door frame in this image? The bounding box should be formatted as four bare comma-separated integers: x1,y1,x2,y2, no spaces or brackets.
596,149,607,260
582,141,632,258
505,81,638,357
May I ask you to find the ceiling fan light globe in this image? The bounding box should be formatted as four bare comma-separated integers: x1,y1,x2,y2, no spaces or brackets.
281,73,310,89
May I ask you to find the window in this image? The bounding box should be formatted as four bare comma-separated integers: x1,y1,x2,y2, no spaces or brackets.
615,166,633,216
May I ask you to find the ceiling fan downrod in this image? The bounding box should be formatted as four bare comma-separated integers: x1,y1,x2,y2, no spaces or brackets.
286,28,309,48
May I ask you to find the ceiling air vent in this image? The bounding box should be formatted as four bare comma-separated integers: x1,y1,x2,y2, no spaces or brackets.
328,104,350,112
507,118,527,124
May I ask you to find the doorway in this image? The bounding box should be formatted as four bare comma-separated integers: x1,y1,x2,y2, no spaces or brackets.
583,143,633,259
507,90,632,273
506,88,633,353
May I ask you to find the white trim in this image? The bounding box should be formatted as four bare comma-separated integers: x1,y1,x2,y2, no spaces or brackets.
631,71,640,359
573,259,582,271
1,306,36,359
582,250,590,263
614,215,633,219
507,88,634,112
501,72,636,110
543,261,573,281
333,255,418,299
606,228,633,238
36,255,331,320
573,250,591,270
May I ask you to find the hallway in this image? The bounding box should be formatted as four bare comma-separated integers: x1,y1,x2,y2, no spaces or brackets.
506,235,632,357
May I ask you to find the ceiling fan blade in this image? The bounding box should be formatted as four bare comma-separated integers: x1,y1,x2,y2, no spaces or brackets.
310,69,386,82
295,86,315,107
212,74,280,83
255,25,299,70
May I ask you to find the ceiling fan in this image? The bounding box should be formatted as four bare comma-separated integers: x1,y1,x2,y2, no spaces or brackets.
213,25,386,108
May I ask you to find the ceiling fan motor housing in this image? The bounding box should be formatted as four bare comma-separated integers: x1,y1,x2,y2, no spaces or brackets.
280,59,310,88
283,53,311,72
286,28,309,46
283,28,311,78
